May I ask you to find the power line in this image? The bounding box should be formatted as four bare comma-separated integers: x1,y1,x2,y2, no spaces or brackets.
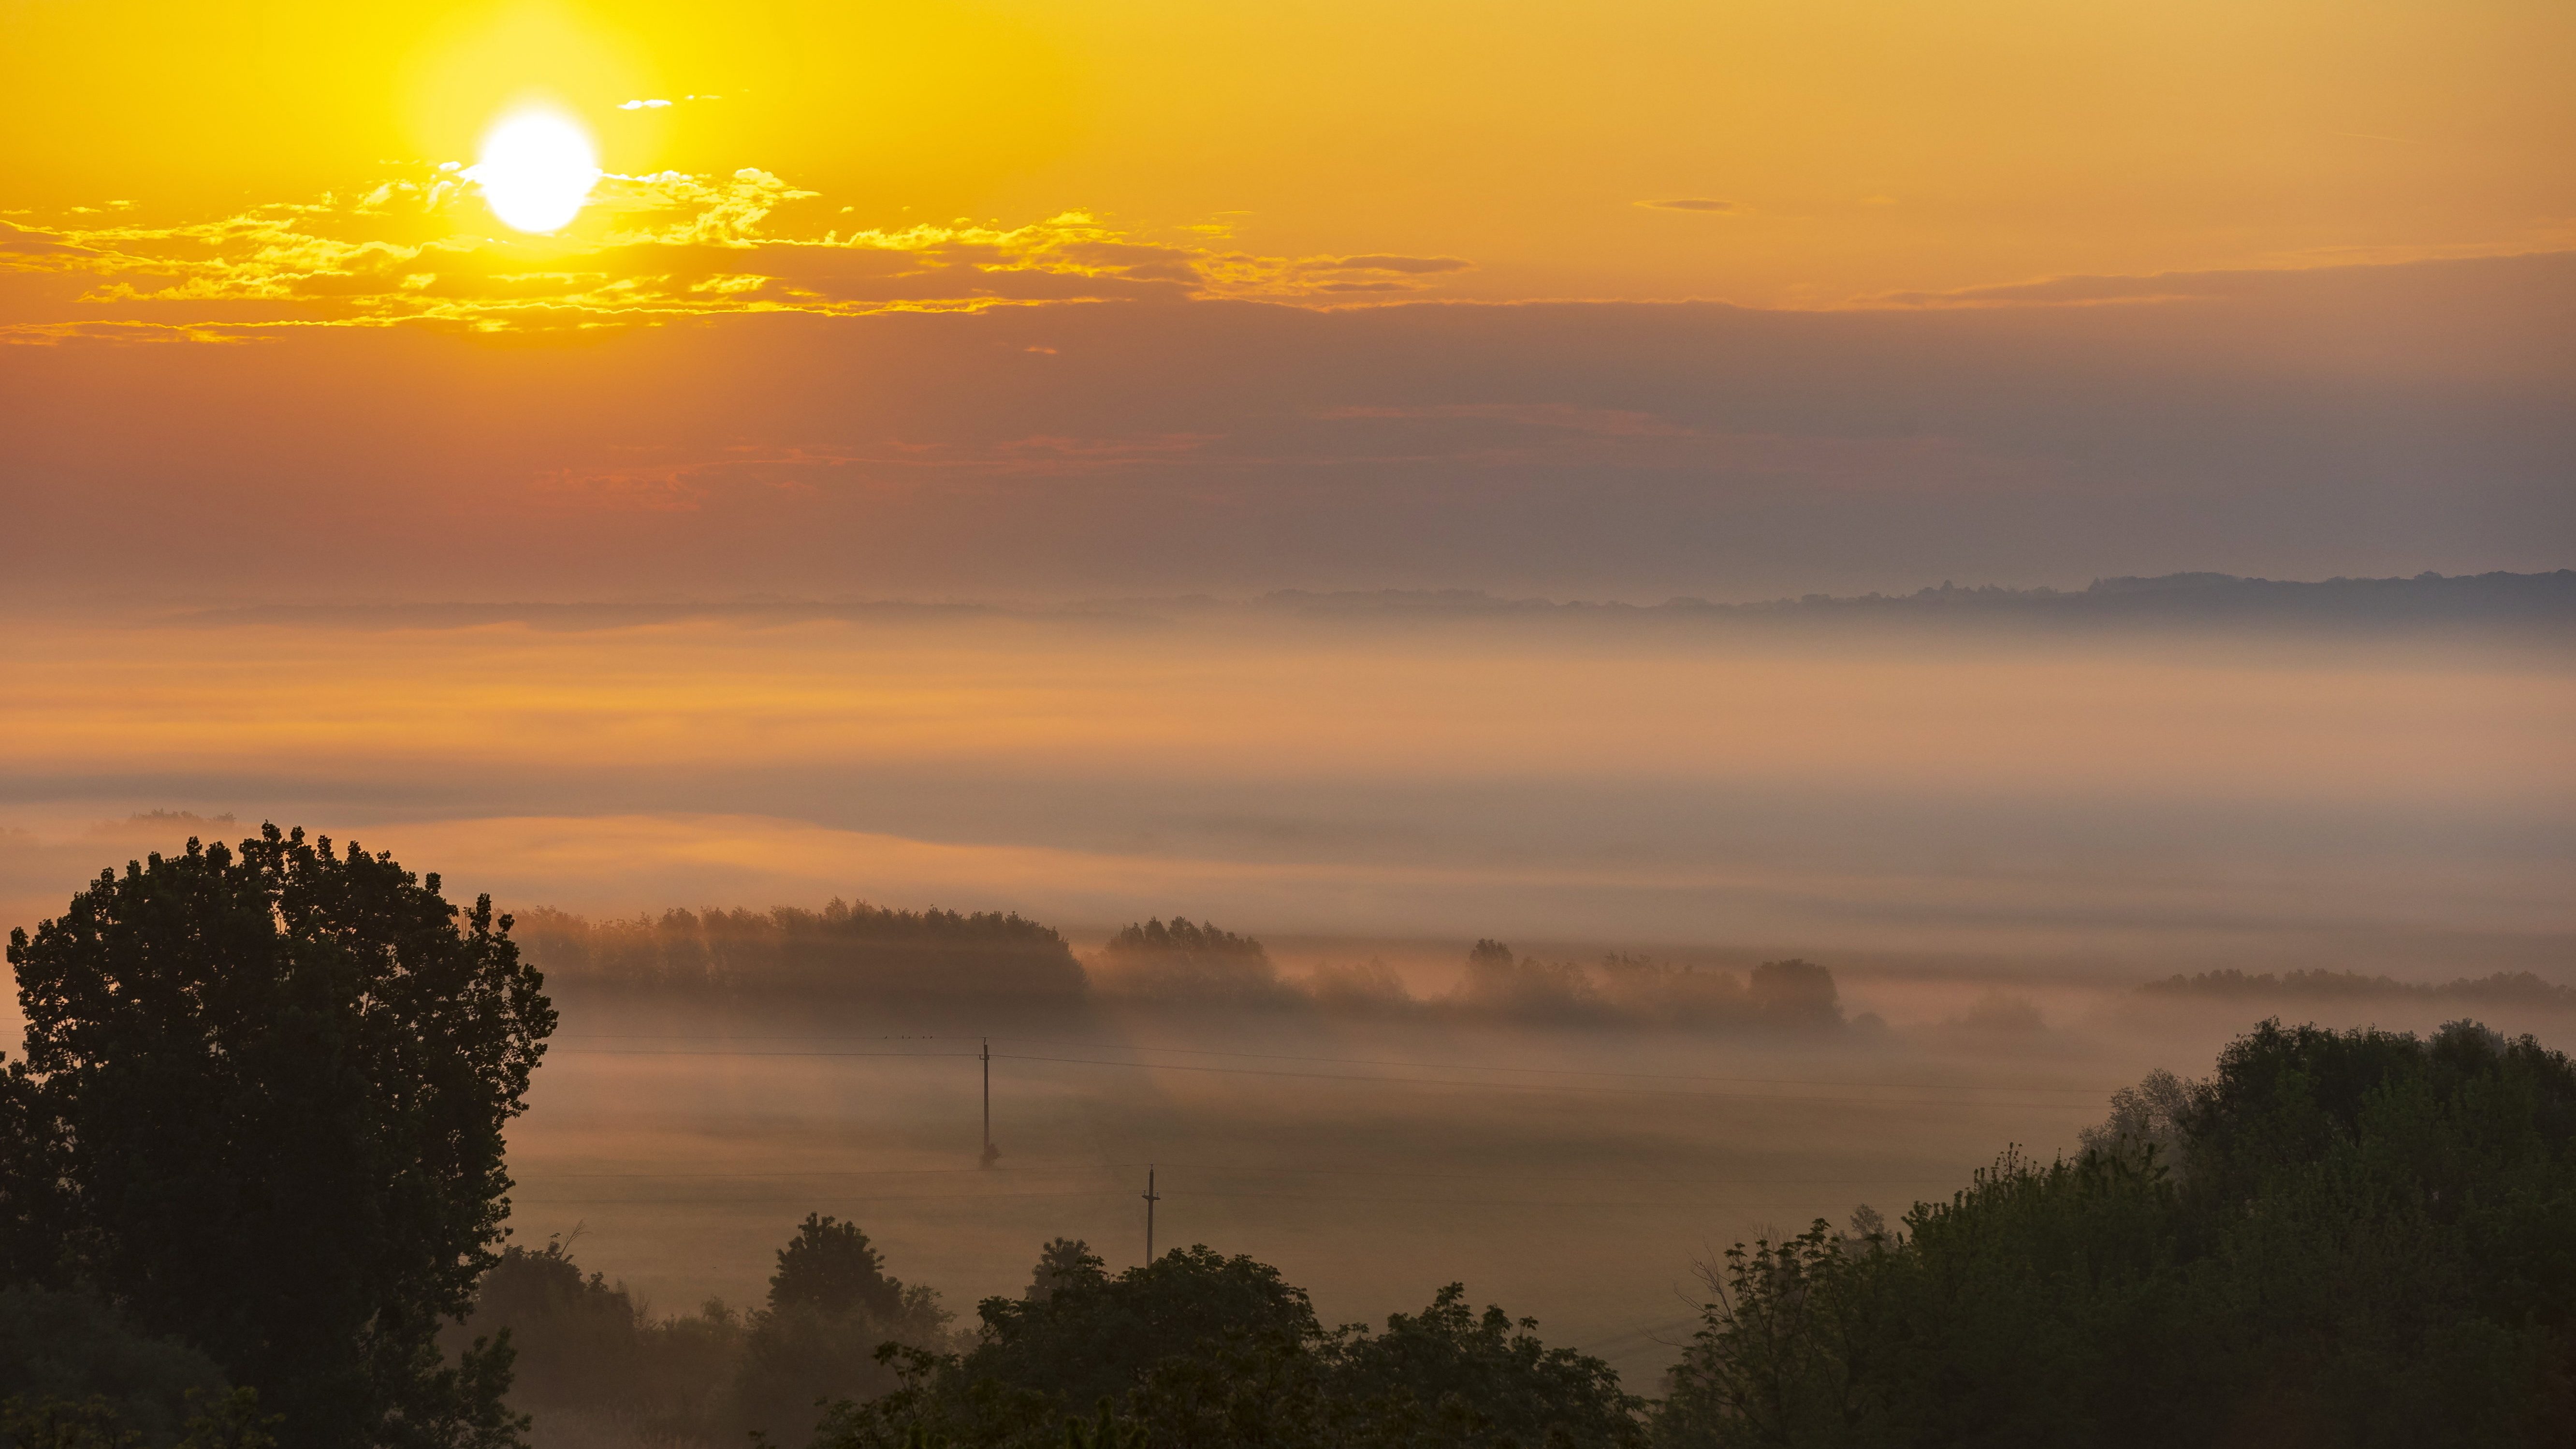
515,1189,1134,1207
990,1035,2115,1097
514,1189,1900,1210
520,1164,1933,1185
555,1031,2118,1097
557,1047,976,1060
548,1045,2106,1108
983,1051,2103,1109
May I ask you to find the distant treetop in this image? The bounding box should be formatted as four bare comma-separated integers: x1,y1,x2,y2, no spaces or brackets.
1102,917,1268,960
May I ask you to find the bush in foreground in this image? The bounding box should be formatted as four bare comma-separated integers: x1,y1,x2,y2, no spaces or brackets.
1658,1019,2576,1448
818,1242,1641,1449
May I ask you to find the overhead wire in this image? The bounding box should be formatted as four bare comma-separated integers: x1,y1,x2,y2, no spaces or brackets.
557,1030,2117,1097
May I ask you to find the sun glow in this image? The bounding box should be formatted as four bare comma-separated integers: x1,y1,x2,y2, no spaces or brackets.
470,105,598,234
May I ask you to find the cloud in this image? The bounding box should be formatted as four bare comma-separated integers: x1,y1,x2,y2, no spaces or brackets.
1868,243,2576,309
0,220,105,260
1637,198,1738,213
1870,272,2220,309
0,166,1480,338
527,433,1225,512
618,98,673,110
2,246,2566,601
1328,255,1474,274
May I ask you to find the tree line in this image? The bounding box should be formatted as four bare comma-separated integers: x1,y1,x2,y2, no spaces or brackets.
525,901,1855,1034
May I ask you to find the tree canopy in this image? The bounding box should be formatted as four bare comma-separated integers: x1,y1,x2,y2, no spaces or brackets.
819,1243,1641,1449
1658,1019,2576,1448
1,826,555,1449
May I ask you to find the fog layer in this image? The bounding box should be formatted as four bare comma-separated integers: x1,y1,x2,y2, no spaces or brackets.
4,586,2567,974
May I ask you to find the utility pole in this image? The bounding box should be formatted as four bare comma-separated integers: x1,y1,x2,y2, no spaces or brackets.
1142,1165,1161,1262
979,1038,999,1168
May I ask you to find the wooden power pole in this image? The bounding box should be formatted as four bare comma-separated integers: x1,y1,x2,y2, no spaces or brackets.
1143,1166,1161,1262
979,1038,999,1168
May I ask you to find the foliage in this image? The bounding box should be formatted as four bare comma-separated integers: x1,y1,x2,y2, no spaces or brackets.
447,1237,743,1441
734,1216,953,1442
1092,918,1293,1004
0,1287,229,1446
0,1389,276,1449
1656,1019,2576,1448
771,1216,914,1323
2139,967,2576,1010
818,1244,1641,1449
452,1220,947,1448
1021,1240,1104,1305
444,1238,752,1429
1456,943,1842,1031
1,826,557,1449
513,902,1085,1004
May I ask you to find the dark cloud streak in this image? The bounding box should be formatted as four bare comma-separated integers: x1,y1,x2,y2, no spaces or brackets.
0,250,2565,603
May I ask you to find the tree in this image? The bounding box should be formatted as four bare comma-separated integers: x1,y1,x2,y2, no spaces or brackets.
449,1238,747,1444
1022,1240,1105,1304
1654,1019,2576,1449
1330,1284,1641,1448
731,1216,952,1444
0,1388,275,1449
0,1286,231,1445
771,1216,911,1323
822,1243,1640,1449
1,826,556,1449
1092,919,1294,1005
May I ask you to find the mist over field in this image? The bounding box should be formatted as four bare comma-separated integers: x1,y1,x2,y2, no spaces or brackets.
5,571,2567,968
482,903,2576,1405
4,571,2568,1436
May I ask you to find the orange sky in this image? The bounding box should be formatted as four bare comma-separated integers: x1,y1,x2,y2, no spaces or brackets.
3,0,2571,329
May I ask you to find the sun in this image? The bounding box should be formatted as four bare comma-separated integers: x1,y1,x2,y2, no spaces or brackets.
470,104,599,234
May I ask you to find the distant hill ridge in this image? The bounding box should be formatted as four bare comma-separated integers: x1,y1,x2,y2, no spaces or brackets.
2140,967,2576,1010
1260,568,2576,623
170,568,2573,631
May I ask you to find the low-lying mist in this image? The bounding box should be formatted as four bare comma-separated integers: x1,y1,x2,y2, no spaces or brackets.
4,571,2567,974
2,572,2567,1442
482,897,2576,1436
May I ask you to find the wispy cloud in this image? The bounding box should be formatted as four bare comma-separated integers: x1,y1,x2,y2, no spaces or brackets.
1636,198,1738,213
0,164,1477,341
0,220,106,258
530,433,1227,512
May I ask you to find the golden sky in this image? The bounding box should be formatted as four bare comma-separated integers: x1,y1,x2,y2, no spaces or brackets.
3,0,2571,334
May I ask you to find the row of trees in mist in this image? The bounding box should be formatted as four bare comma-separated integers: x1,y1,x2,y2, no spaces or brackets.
2138,966,2576,1011
519,905,1852,1031
513,901,1088,1003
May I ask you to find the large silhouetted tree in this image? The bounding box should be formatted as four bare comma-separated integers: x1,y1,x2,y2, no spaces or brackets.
1,825,556,1449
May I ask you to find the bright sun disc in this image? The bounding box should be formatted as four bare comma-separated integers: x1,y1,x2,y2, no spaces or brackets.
471,106,598,234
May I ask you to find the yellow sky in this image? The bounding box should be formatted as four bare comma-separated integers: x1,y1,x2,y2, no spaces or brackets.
5,0,2570,311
